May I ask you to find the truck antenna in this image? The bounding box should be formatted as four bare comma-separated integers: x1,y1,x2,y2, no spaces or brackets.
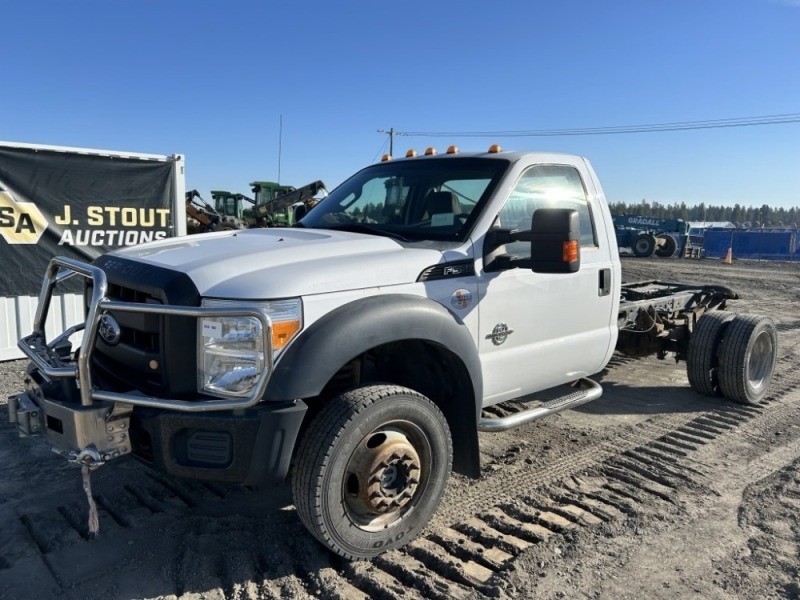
278,114,283,184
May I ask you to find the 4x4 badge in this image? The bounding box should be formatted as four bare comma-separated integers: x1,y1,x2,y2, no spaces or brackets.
486,323,514,346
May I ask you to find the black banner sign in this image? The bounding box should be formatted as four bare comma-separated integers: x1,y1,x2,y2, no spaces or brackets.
0,145,178,296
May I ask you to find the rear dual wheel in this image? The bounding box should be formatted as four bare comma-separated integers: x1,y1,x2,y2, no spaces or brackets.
687,313,777,405
687,311,735,396
292,385,453,559
717,315,777,405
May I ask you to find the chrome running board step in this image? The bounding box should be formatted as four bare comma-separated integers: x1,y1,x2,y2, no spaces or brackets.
478,378,603,432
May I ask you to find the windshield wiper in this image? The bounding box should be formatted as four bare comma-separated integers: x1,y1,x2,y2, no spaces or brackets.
326,223,409,242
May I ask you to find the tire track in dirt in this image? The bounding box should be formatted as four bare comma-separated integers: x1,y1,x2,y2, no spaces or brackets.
737,459,800,598
434,343,800,529
5,356,798,600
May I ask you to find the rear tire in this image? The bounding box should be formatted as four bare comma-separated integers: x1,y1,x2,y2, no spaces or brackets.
686,311,735,396
655,234,677,258
633,233,657,257
717,315,777,405
292,385,452,559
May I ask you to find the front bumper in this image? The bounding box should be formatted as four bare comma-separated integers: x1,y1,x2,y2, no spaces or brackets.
9,385,133,464
129,400,306,484
10,256,300,481
9,384,307,483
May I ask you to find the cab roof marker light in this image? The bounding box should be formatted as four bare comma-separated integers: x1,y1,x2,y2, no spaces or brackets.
446,145,459,154
424,147,438,156
488,144,503,153
381,154,392,162
405,149,418,158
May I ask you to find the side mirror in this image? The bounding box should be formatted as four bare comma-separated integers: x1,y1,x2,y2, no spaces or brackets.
528,208,580,273
484,208,580,273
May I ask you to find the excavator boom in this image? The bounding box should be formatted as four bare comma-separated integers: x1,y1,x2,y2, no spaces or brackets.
253,180,327,226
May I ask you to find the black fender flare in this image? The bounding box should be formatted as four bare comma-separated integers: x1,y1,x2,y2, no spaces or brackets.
267,294,482,405
266,294,483,477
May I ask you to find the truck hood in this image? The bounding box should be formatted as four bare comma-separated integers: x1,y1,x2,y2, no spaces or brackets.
111,228,446,298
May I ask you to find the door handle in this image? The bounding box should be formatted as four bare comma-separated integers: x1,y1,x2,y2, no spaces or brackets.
598,268,611,296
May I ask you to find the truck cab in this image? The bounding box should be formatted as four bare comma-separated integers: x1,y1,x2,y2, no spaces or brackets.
296,147,620,405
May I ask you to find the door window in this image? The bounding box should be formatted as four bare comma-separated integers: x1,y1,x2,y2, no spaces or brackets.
497,165,596,259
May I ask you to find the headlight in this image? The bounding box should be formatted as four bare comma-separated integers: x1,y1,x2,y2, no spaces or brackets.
199,298,302,398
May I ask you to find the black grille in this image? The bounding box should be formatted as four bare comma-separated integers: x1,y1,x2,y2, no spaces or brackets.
88,256,202,398
107,282,163,304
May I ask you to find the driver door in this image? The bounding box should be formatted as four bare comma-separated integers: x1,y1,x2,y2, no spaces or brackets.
478,162,617,405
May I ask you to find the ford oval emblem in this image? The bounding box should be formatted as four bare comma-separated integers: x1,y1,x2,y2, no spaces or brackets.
98,314,122,346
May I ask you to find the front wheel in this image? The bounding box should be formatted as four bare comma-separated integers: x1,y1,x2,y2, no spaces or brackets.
292,385,453,559
633,233,657,257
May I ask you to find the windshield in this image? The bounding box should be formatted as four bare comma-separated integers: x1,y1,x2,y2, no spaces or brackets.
299,157,510,242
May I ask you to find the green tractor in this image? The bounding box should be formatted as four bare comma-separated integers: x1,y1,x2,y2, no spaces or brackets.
186,189,250,234
250,181,298,227
199,182,328,230
209,190,254,229
250,180,327,227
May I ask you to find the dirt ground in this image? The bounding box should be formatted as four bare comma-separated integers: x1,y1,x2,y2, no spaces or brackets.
1,256,799,600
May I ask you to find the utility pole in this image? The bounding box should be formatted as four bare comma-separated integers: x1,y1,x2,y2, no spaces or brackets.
377,128,395,157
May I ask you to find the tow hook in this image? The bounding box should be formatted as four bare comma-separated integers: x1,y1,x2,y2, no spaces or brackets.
71,446,104,468
68,446,103,535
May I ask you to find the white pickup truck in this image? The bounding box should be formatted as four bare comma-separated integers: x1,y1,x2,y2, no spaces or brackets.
9,146,777,559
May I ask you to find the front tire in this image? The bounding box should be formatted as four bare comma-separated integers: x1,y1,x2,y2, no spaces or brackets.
292,385,453,559
633,233,657,257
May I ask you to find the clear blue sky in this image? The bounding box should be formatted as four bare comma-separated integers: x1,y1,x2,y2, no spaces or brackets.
2,0,799,208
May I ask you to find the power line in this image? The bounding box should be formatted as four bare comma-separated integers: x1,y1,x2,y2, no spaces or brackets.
370,136,389,163
396,112,800,138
